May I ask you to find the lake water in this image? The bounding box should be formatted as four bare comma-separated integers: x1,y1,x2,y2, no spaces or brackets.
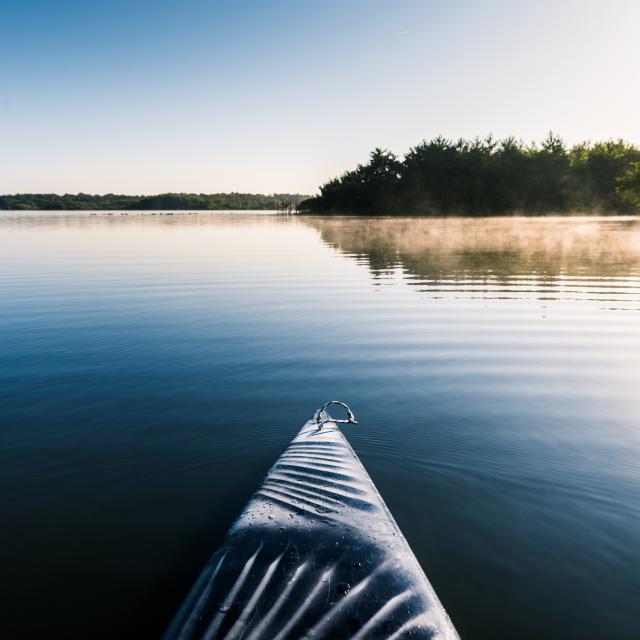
1,212,639,639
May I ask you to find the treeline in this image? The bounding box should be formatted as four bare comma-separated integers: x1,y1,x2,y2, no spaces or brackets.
0,192,307,211
299,134,640,215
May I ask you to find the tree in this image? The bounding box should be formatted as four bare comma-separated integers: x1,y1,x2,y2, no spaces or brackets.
617,163,640,208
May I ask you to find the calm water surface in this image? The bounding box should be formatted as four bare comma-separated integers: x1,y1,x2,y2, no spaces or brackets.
1,212,640,639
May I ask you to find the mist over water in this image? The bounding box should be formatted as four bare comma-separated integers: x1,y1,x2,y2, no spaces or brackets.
1,212,639,639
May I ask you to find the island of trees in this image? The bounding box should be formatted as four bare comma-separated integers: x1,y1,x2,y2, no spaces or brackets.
299,134,640,215
0,192,307,211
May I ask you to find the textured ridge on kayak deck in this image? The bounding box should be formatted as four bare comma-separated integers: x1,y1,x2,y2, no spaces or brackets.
164,412,460,640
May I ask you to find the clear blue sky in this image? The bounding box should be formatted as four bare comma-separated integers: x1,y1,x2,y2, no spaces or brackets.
1,0,638,195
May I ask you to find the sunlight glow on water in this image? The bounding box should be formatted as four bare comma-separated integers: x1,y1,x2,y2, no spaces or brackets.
1,213,639,639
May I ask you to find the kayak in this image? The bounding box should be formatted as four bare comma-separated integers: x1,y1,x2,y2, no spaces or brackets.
164,401,459,639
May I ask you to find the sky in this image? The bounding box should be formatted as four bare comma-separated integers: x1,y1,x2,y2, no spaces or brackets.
1,0,639,195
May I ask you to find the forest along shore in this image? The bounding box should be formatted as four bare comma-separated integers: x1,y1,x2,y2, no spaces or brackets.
298,134,640,216
0,193,308,211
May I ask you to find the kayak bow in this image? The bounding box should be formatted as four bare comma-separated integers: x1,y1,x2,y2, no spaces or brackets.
164,402,459,639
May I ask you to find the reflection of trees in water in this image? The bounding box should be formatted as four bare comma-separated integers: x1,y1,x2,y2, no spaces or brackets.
0,211,291,231
305,216,640,280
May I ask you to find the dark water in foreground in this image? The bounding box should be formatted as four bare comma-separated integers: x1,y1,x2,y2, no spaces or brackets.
1,213,640,639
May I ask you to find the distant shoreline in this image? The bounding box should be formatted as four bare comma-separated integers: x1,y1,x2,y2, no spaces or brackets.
0,209,288,214
0,192,308,212
2,209,637,217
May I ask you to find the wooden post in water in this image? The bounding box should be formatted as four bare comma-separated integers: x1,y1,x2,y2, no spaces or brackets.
276,200,295,215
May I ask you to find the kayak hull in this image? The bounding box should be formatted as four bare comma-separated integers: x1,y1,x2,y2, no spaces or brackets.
164,411,459,640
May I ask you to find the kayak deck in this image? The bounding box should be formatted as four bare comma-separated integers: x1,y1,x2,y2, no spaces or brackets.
164,406,459,639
